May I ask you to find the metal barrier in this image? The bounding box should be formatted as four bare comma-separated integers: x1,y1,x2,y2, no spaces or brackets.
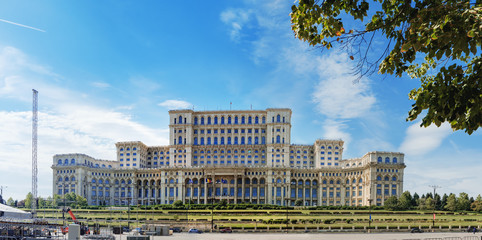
424,238,443,240
443,237,462,240
462,237,479,240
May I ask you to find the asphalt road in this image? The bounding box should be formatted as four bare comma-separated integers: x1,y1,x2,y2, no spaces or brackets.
112,232,482,240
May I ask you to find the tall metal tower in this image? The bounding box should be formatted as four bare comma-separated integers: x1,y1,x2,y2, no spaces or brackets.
32,89,38,217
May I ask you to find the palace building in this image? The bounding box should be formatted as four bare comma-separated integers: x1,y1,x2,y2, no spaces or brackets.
52,108,405,206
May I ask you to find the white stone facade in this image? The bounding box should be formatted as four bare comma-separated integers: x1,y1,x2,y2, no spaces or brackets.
52,108,405,207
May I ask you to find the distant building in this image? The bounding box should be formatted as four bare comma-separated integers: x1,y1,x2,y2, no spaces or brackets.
52,108,405,206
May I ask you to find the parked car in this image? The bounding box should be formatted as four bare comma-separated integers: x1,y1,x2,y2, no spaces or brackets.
411,227,423,233
122,227,130,233
170,227,182,233
220,228,232,233
466,227,478,233
188,228,203,234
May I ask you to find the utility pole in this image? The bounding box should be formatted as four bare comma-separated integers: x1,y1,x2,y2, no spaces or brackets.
32,89,38,218
429,185,441,228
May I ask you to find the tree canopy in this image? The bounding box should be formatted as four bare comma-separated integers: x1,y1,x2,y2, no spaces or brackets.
291,0,481,134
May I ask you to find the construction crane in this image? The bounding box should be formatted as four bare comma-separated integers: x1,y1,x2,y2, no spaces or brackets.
32,89,38,218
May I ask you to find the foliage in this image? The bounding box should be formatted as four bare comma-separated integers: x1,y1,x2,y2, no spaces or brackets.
172,200,184,208
398,191,413,210
294,199,303,206
24,192,33,209
384,196,399,210
6,197,14,206
457,192,471,211
291,0,482,134
445,193,457,211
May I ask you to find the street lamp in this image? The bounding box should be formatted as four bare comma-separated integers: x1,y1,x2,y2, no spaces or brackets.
285,199,289,233
368,198,373,229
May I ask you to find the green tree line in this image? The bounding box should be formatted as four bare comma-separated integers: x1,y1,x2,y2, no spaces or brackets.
385,191,482,212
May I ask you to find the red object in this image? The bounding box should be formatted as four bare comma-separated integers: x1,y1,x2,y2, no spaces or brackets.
433,213,436,219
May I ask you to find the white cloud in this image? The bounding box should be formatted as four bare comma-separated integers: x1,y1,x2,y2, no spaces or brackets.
312,52,376,119
220,8,253,42
0,46,168,200
91,81,110,88
158,100,192,110
399,121,452,156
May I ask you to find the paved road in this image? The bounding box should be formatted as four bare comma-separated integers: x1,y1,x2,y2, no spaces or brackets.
113,232,482,240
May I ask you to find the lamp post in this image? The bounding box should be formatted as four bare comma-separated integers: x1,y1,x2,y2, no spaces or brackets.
211,178,214,232
285,199,289,233
429,185,440,228
368,198,373,229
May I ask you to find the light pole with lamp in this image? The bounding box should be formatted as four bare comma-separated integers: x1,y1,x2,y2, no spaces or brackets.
429,185,440,228
368,198,373,230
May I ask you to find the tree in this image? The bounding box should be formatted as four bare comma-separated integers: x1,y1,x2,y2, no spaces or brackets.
294,199,303,206
441,193,448,210
445,193,457,211
24,192,33,209
412,193,420,207
291,0,482,134
457,192,471,211
384,196,399,210
398,191,413,210
6,197,14,206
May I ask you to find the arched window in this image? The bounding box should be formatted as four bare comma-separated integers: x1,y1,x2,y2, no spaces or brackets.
71,159,75,164
214,137,218,145
121,180,125,184
92,179,96,183
228,116,231,124
194,137,198,145
71,177,75,181
115,180,119,185
276,114,280,122
200,137,204,145
201,117,204,125
276,135,280,144
58,177,62,182
214,116,218,124
194,117,198,125
178,136,182,145
255,116,259,124
377,157,382,163
336,180,341,184
248,116,252,124
248,137,252,145
178,115,182,124
221,137,225,145
262,116,266,123
262,137,266,144
221,116,225,124
298,180,303,185
241,116,245,124
207,137,211,145
99,179,103,184
352,179,356,184
234,116,238,124
128,180,132,184
385,157,390,163
254,137,259,144
392,176,397,181
305,180,310,185
64,159,68,164
384,176,389,181
359,178,363,183
393,157,398,163
58,159,62,165
313,180,318,185
207,117,211,124
227,137,231,145
329,180,334,184
241,137,245,144
322,180,327,184
346,179,349,184
234,137,238,145
65,177,69,181
105,179,109,184
377,176,382,181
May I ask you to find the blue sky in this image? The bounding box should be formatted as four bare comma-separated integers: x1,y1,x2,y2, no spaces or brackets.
0,1,481,201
